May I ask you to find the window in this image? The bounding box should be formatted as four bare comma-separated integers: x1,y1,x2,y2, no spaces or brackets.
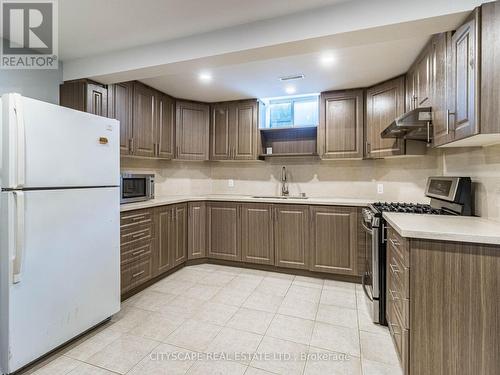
263,94,319,128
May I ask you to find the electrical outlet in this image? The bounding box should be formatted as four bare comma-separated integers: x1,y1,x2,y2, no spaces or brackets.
377,183,384,194
228,179,234,188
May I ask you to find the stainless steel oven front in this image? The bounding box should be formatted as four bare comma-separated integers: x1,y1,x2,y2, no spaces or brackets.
360,208,385,324
120,173,155,204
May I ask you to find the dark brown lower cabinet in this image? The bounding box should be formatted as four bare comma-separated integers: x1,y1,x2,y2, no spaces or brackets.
155,203,187,274
386,225,500,375
207,202,240,261
274,205,309,270
240,203,274,265
155,206,173,275
172,204,188,266
309,206,358,275
120,209,155,294
188,202,207,259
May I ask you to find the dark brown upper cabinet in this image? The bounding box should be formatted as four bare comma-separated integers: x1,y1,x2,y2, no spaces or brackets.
431,32,453,146
155,92,175,159
432,5,500,147
406,45,432,111
108,82,134,155
176,100,210,160
210,100,258,161
132,82,156,157
319,89,364,160
365,76,406,158
60,79,108,117
448,10,478,142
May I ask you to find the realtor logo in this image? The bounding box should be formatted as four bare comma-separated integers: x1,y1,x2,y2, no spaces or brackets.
1,0,58,69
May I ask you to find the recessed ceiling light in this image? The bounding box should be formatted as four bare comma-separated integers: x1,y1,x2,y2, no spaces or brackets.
285,85,296,95
319,52,335,67
198,72,212,83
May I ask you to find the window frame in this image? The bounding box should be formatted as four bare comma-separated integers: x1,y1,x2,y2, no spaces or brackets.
267,95,319,128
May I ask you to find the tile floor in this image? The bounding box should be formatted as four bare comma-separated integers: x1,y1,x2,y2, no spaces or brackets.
24,264,402,375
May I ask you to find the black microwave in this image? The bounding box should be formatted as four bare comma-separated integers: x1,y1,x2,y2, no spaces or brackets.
120,173,155,204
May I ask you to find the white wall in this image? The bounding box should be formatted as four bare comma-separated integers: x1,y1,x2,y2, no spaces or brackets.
0,63,63,104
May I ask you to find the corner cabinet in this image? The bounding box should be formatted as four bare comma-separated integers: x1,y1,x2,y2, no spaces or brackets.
319,90,364,160
188,202,207,260
207,202,240,260
365,76,406,158
210,100,258,160
309,206,358,275
176,101,210,160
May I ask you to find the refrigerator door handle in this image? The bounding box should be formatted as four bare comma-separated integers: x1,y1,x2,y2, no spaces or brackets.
14,94,26,188
12,191,25,284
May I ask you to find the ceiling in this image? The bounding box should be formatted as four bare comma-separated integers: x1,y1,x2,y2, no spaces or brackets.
139,36,430,102
58,0,352,60
59,0,482,101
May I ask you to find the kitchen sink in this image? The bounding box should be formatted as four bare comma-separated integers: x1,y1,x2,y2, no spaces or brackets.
252,195,309,199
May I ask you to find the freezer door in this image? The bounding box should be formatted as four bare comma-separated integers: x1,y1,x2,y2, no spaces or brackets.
1,94,119,189
0,188,120,374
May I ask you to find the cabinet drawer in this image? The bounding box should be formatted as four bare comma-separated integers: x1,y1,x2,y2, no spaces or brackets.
387,227,409,267
121,241,154,265
121,210,153,228
121,258,153,293
388,277,410,329
388,296,409,371
121,225,153,246
388,244,410,300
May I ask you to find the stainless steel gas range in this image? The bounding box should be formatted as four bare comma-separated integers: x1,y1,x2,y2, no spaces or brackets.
360,176,472,325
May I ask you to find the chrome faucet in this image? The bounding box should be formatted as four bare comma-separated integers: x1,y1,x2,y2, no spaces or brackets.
280,166,289,197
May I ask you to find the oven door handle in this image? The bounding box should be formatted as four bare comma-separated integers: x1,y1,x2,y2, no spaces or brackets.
361,272,373,302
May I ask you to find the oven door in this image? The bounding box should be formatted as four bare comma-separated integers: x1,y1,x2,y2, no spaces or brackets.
120,175,152,204
360,214,380,323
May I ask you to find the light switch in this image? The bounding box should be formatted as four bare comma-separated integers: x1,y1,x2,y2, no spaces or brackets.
377,183,384,194
228,179,235,188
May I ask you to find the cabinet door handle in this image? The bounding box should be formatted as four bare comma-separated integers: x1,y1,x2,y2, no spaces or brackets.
446,110,455,134
128,138,133,153
366,142,371,155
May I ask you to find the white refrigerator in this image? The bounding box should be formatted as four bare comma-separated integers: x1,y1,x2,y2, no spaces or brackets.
0,94,121,374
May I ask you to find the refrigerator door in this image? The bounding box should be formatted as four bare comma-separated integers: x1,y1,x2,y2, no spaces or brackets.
0,187,120,374
1,94,119,189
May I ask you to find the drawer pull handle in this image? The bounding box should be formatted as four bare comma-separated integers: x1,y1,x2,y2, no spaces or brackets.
389,322,401,335
389,288,400,301
389,263,401,273
132,249,147,256
131,230,148,239
131,215,147,221
390,238,400,247
132,270,145,278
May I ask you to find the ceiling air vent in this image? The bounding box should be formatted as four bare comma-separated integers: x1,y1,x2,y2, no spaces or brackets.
279,74,305,81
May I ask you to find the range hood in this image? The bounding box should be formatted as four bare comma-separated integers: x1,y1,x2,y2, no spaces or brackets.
381,107,432,142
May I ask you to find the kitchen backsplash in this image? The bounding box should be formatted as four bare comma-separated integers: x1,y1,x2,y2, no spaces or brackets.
441,145,500,223
121,149,441,203
121,146,500,222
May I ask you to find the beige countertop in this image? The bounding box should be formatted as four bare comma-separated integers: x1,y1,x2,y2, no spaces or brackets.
383,212,500,245
120,194,373,212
